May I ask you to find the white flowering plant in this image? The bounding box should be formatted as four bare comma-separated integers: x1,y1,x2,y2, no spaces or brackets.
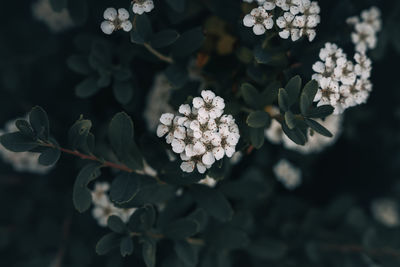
1,0,400,266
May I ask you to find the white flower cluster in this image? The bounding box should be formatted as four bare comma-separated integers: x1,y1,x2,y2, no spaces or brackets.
242,0,321,41
132,0,154,15
273,159,302,190
91,182,136,227
347,7,381,54
157,90,240,174
0,118,53,174
101,8,132,35
32,0,74,32
312,43,373,114
265,107,343,154
371,198,400,228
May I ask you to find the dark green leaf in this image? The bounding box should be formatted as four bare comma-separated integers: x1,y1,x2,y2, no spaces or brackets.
72,163,102,213
150,30,180,48
75,76,100,98
110,173,141,204
253,45,271,64
261,81,280,106
38,146,60,166
307,105,334,118
190,184,233,222
96,233,121,255
305,119,333,137
164,218,199,239
128,204,156,232
15,120,35,138
246,111,270,128
278,88,290,112
241,83,261,108
300,93,311,116
68,116,92,152
108,215,127,234
131,14,152,44
113,81,133,105
174,241,198,266
285,75,302,106
29,106,50,140
108,112,134,153
141,237,156,267
166,0,186,12
0,132,38,152
284,111,297,130
120,236,134,257
281,122,306,145
171,28,204,58
67,55,91,75
302,80,319,103
249,127,264,149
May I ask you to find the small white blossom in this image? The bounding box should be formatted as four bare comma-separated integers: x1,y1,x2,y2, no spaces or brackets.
132,0,154,15
157,90,240,174
32,0,74,32
273,159,302,190
347,6,381,54
276,0,301,15
0,118,53,174
101,8,132,35
243,0,267,5
243,7,274,35
371,198,400,228
91,182,136,227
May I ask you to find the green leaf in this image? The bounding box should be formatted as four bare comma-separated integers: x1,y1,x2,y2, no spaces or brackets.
171,27,204,58
285,75,302,106
278,88,290,112
174,241,198,266
68,116,92,153
109,112,134,151
307,105,334,118
241,83,261,108
113,81,133,105
261,81,280,106
120,236,134,257
128,204,156,232
141,237,157,267
166,0,186,12
300,93,311,116
72,163,102,213
96,233,121,255
164,218,199,239
107,215,127,234
300,80,319,116
0,132,38,152
75,76,100,98
281,122,306,145
249,127,264,149
305,119,333,137
29,106,50,140
15,120,35,138
190,184,233,222
131,14,152,44
110,173,141,204
253,45,271,64
150,30,180,48
284,111,297,130
38,146,61,166
67,55,91,75
246,111,270,128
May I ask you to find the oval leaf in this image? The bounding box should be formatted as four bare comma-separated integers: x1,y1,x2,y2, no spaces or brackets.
110,173,141,204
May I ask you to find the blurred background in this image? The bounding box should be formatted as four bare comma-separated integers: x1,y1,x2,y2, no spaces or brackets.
1,0,400,266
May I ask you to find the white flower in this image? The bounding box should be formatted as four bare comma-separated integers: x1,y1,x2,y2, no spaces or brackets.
263,0,277,10
361,6,381,32
243,7,274,35
282,115,343,154
101,7,132,35
243,0,267,4
91,182,110,206
0,118,53,174
371,198,400,228
273,159,302,190
314,77,340,106
132,0,154,15
32,0,74,32
158,90,240,174
276,0,301,15
354,53,372,80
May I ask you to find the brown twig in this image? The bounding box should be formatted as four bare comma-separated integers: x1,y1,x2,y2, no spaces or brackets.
143,43,174,64
131,231,205,246
322,243,400,259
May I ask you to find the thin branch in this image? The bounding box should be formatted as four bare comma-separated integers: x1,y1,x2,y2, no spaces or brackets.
39,142,165,184
131,231,205,246
322,243,400,259
143,43,174,64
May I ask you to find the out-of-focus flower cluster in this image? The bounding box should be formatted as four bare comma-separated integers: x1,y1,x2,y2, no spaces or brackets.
371,198,400,228
157,90,240,174
32,0,74,32
312,43,373,114
243,0,321,41
273,159,302,190
91,182,136,227
347,6,381,54
0,118,52,174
